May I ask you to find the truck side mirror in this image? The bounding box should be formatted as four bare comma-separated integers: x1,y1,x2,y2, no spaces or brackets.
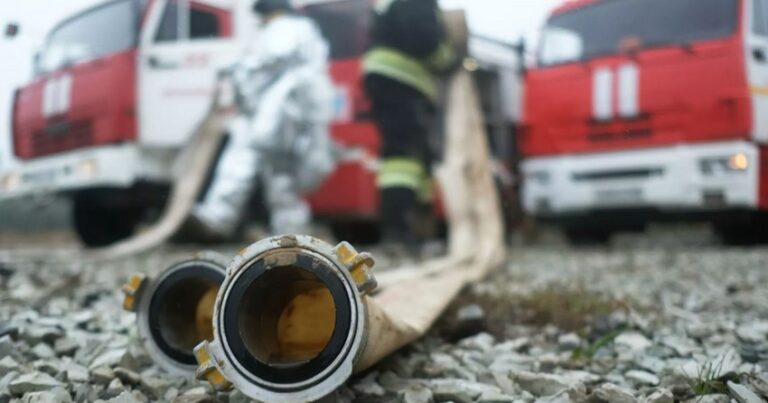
513,37,527,77
33,50,43,76
4,22,19,38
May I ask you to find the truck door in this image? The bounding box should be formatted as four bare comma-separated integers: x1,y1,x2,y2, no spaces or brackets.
138,0,237,147
749,0,768,142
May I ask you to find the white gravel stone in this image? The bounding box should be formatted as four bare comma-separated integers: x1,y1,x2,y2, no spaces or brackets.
477,390,516,402
615,332,652,352
139,373,172,400
459,332,496,352
511,371,582,397
352,372,385,396
105,378,125,398
430,379,501,403
20,387,72,403
113,368,140,386
0,357,19,377
21,327,63,346
686,394,731,403
63,363,89,384
89,367,115,385
29,344,55,360
8,372,62,395
171,395,217,403
727,381,763,403
180,387,207,396
32,361,60,377
641,388,673,403
105,391,143,403
400,385,433,403
557,333,581,351
736,321,768,343
659,336,698,357
625,370,660,386
591,383,637,403
89,349,127,370
54,338,80,356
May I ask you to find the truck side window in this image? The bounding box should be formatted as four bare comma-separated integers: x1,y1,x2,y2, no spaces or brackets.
190,8,218,39
189,3,232,39
755,0,768,36
154,0,231,42
155,1,180,42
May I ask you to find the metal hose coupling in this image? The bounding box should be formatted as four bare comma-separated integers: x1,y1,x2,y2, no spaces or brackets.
122,252,228,375
193,235,377,403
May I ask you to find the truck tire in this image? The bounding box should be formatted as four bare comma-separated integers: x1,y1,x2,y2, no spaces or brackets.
714,217,768,246
564,227,612,246
73,195,143,247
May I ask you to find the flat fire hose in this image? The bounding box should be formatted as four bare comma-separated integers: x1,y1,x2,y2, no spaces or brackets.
92,109,228,259
190,66,506,402
355,65,506,369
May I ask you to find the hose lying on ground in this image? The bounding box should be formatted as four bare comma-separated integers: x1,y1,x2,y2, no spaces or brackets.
192,67,506,402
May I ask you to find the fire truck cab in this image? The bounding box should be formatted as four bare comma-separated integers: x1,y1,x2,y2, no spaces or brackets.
522,0,768,244
1,0,521,245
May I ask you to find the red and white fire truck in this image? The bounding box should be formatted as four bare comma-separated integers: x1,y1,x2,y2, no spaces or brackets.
0,0,520,245
522,0,768,244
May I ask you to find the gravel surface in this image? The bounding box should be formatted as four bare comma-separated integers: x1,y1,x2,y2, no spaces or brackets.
1,228,768,403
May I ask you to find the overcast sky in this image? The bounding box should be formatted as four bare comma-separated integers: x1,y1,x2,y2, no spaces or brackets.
0,0,559,167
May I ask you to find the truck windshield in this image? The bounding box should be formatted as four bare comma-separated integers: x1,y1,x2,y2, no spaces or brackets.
39,0,138,74
539,0,739,67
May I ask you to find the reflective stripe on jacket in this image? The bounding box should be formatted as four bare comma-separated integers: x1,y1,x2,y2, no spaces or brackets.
363,47,438,101
364,0,456,101
378,157,426,190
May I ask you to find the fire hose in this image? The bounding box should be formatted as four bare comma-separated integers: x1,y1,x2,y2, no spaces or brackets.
118,10,505,401
122,65,505,401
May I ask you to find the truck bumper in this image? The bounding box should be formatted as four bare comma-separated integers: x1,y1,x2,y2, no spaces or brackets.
522,141,759,218
0,144,161,201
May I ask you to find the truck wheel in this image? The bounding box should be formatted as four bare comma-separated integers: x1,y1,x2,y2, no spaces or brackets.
73,195,142,247
564,227,612,246
714,220,768,246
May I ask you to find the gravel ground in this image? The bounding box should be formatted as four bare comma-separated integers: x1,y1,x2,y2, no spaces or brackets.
1,228,768,403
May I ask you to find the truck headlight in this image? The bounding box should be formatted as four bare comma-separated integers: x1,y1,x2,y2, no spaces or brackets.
700,153,749,175
0,173,20,192
728,153,749,171
77,159,99,178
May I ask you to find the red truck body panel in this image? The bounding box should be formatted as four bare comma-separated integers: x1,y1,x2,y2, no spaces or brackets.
13,50,138,159
309,59,381,217
522,0,751,158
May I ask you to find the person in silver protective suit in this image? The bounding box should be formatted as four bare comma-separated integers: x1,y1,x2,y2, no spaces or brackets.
192,0,335,237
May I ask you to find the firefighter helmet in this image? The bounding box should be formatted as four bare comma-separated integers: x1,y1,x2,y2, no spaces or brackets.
252,0,292,15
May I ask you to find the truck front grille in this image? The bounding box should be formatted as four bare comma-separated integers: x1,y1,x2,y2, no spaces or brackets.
27,119,94,158
573,167,664,182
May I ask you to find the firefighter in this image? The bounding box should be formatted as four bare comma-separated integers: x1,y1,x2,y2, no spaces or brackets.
191,0,335,237
363,0,457,252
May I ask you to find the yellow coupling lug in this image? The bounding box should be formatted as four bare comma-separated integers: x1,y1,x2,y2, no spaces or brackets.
194,341,232,391
334,242,377,295
121,274,147,312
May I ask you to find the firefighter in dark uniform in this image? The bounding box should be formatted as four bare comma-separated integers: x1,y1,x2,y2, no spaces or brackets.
363,0,457,252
